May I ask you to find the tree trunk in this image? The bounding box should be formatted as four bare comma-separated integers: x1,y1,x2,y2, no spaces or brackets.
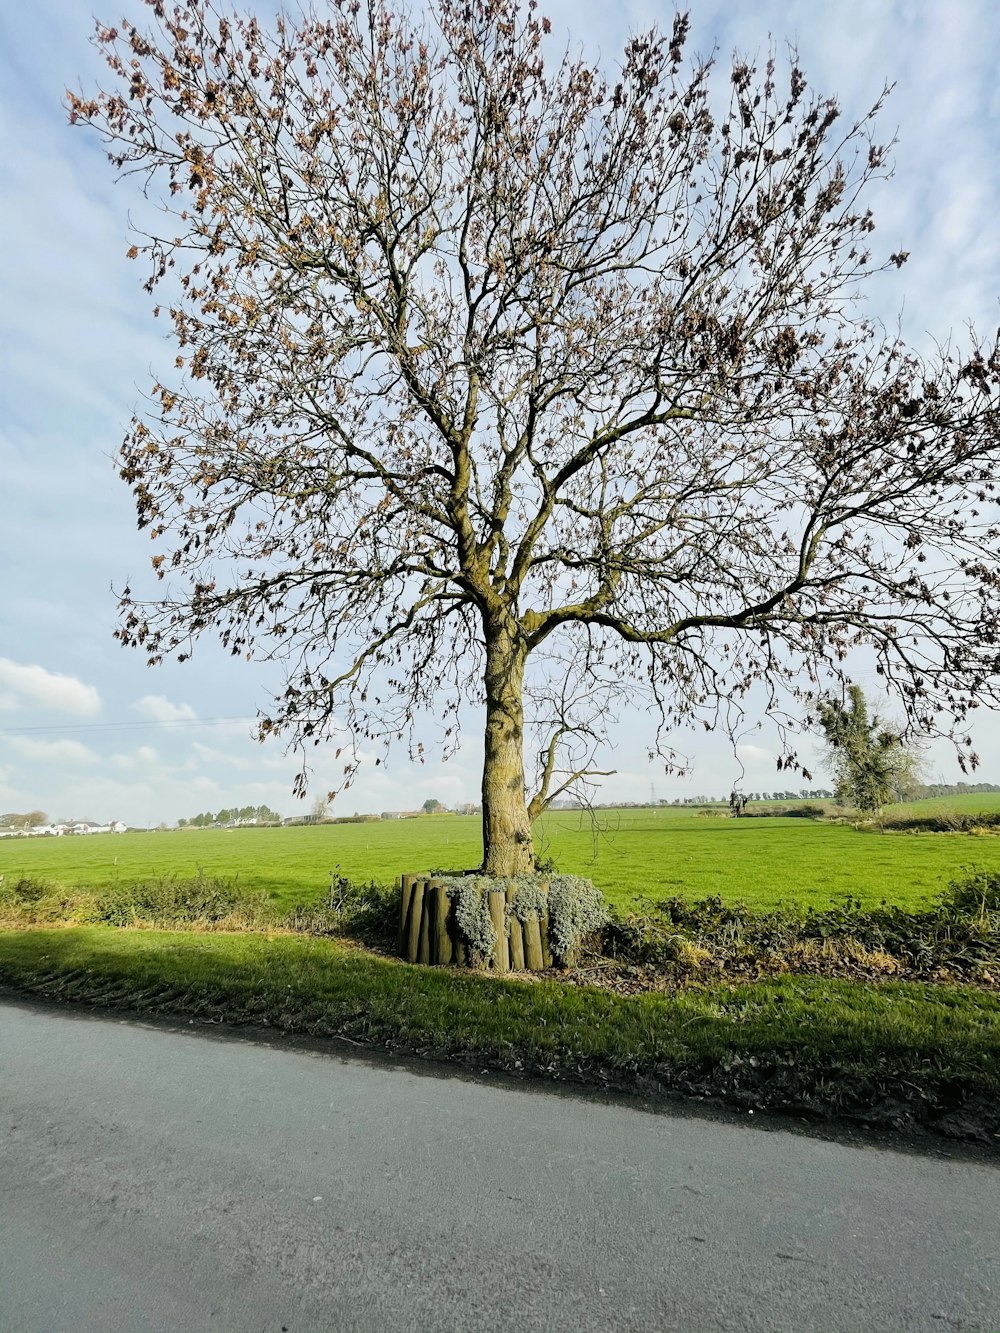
481,625,534,876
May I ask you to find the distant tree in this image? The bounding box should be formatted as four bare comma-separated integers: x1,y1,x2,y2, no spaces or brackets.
0,812,45,829
181,803,281,826
422,798,446,815
310,793,330,823
910,781,1000,799
72,0,1000,876
815,685,923,815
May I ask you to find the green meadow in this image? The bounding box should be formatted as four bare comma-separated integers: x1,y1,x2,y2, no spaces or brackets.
4,796,1000,913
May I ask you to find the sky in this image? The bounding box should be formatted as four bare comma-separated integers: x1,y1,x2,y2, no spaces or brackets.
1,0,999,826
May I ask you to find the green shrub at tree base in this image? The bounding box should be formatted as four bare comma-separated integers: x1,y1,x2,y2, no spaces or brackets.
434,873,609,965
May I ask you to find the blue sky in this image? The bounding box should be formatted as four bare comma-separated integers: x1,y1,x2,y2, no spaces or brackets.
1,0,999,825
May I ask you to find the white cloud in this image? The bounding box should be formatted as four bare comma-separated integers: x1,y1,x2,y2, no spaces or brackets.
190,741,288,771
132,695,197,724
0,658,101,716
8,736,98,766
735,744,773,763
110,745,160,772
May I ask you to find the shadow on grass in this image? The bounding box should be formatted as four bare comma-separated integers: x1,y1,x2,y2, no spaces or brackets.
2,926,999,1147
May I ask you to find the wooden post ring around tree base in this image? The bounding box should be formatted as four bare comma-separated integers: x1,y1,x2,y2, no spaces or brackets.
398,875,549,973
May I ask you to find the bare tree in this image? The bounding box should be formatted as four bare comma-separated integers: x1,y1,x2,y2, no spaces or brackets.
69,0,1000,875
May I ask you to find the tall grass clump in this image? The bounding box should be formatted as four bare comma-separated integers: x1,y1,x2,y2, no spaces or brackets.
94,872,274,929
939,870,1000,921
282,873,399,948
600,871,1000,986
0,876,97,927
0,871,276,931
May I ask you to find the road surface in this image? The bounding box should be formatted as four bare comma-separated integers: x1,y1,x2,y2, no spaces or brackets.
1,996,998,1332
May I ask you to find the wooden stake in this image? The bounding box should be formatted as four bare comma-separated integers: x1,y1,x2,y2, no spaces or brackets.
488,890,509,972
508,915,525,971
431,881,452,966
407,878,425,963
417,880,431,964
398,875,416,957
523,913,544,970
504,885,524,969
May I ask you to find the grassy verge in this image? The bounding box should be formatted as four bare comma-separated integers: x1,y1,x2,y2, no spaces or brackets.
2,925,998,1145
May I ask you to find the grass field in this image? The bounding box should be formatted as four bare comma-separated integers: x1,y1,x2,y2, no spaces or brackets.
4,796,1000,913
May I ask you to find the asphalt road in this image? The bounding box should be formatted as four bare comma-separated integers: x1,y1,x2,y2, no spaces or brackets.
1,997,998,1333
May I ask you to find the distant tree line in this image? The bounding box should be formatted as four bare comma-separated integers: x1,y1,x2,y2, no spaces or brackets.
178,805,282,828
666,790,835,806
908,782,1000,799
